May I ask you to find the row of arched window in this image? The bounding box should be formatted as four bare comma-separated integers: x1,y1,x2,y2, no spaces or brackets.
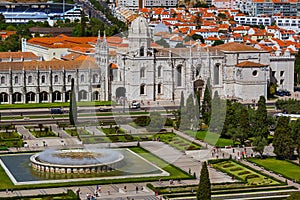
0,91,100,103
0,74,100,85
139,83,162,95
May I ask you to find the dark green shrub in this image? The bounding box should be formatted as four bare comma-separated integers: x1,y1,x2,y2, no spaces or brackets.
245,174,259,179
134,116,151,127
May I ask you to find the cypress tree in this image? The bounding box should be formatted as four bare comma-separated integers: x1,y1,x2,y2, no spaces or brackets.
201,83,211,126
273,116,295,159
180,91,184,108
69,78,77,126
197,161,211,200
253,96,269,138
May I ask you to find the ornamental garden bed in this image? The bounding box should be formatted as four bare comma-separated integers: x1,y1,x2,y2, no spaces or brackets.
211,160,280,186
247,157,300,183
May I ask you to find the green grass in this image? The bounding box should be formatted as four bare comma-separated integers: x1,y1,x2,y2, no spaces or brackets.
64,129,79,137
212,160,280,186
185,130,234,147
0,131,23,147
248,158,300,182
30,131,57,138
101,127,125,135
129,147,193,180
0,163,14,189
0,101,113,110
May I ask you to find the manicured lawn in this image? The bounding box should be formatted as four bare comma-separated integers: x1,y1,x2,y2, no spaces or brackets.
212,160,280,186
101,127,125,134
129,147,192,180
30,131,57,138
185,130,235,147
248,158,300,182
0,164,14,189
64,129,79,137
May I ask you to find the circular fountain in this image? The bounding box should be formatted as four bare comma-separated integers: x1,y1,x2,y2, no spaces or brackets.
30,149,124,174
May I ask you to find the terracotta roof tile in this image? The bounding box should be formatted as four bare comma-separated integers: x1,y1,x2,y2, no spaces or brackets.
212,42,262,52
236,61,267,68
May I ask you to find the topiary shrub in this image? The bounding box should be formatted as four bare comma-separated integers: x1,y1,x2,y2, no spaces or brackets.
245,174,260,179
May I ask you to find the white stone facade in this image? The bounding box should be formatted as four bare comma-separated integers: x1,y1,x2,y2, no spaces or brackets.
96,16,295,103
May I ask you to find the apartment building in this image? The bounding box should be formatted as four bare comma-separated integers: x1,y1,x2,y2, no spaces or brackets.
251,0,300,17
234,15,272,26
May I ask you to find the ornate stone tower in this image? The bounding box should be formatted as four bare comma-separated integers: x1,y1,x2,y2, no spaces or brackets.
128,16,151,56
95,31,109,100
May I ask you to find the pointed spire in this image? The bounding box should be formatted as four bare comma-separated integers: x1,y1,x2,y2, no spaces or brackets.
103,31,106,42
96,30,101,47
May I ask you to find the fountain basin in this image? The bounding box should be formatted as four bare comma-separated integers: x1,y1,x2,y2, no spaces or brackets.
30,149,124,174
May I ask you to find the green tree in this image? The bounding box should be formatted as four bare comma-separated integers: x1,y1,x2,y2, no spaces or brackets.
175,43,185,48
209,91,226,133
191,34,204,43
237,107,251,144
287,192,300,200
69,78,77,126
254,96,269,138
180,91,184,108
273,116,295,159
295,51,300,84
222,100,235,137
201,83,211,126
146,112,165,132
290,120,300,158
197,161,211,200
212,40,224,46
155,38,170,48
253,136,268,158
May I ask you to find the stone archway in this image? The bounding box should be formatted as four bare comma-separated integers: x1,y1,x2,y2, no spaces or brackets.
116,87,126,98
194,79,205,104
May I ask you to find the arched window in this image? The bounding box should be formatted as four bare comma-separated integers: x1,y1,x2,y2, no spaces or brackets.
14,76,18,84
140,84,145,95
140,68,145,78
1,76,5,84
80,74,85,82
158,83,162,94
67,75,72,83
214,63,220,85
92,74,98,83
54,75,59,83
28,76,32,84
158,66,162,77
176,66,182,87
41,75,45,84
196,65,201,77
140,46,144,56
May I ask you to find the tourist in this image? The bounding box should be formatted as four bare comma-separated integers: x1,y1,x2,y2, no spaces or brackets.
107,189,110,195
98,186,102,193
124,185,127,192
136,186,138,193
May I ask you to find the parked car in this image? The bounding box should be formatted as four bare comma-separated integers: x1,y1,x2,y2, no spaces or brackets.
50,108,63,114
99,107,112,112
275,90,284,96
131,101,141,109
283,90,291,96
